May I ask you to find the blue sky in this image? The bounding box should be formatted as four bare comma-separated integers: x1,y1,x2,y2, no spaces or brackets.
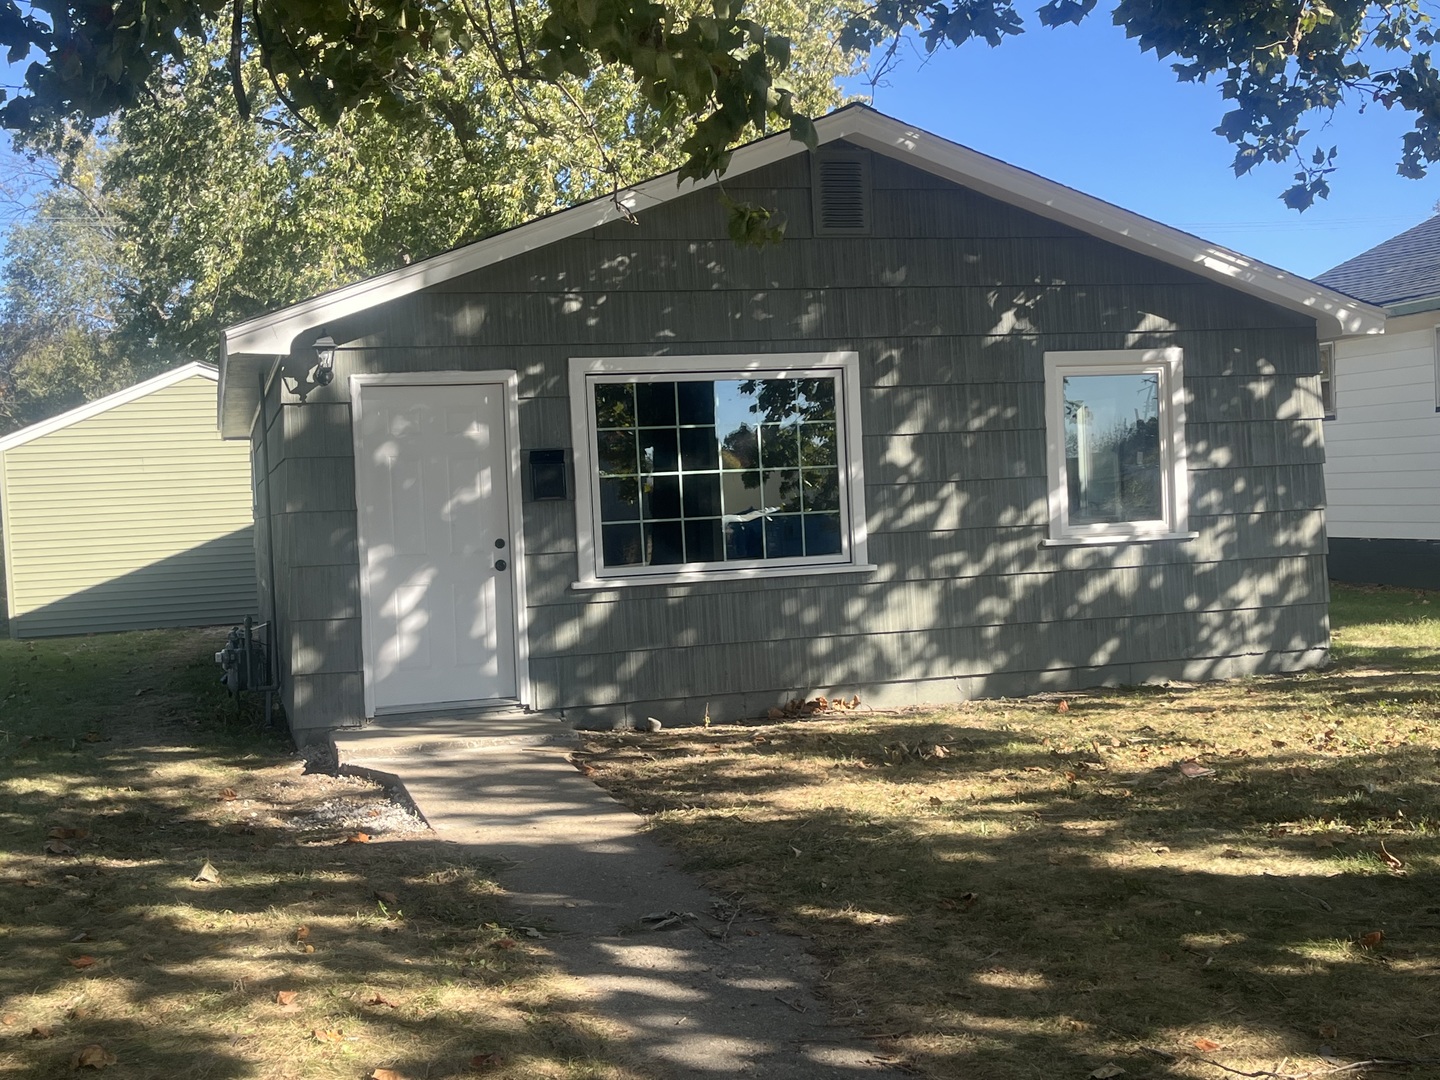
856,16,1440,278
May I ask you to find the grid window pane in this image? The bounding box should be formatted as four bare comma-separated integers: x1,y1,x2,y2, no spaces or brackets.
765,515,804,558
639,428,679,473
636,382,676,426
599,477,640,522
642,475,681,519
593,373,848,570
595,383,634,428
684,519,723,562
804,514,843,555
596,430,637,476
602,524,644,566
645,521,684,565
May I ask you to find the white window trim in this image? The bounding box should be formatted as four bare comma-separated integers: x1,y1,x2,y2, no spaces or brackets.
1432,326,1440,414
1320,340,1337,421
567,352,873,587
1042,347,1193,546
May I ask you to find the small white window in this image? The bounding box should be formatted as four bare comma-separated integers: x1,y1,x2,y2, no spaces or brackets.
1043,348,1190,544
1432,327,1440,413
1319,341,1336,420
568,353,870,586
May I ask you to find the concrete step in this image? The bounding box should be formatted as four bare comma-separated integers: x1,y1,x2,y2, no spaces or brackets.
331,708,574,765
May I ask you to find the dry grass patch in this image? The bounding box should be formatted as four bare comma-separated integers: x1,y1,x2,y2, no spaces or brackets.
580,585,1440,1080
0,629,647,1080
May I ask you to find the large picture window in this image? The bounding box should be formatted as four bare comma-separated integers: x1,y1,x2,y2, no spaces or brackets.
1043,348,1190,544
569,354,869,584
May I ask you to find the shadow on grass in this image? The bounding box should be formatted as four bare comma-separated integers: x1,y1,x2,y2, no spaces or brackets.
0,634,646,1080
587,700,1440,1079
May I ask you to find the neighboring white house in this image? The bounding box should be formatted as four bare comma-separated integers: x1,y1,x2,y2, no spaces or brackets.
1316,216,1440,589
0,362,257,638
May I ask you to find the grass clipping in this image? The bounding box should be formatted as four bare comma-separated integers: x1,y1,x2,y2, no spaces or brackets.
581,591,1440,1079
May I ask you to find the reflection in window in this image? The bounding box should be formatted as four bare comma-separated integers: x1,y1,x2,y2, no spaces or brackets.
1063,373,1162,525
593,377,843,569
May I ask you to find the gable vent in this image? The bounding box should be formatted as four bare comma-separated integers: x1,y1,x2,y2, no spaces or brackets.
813,152,871,235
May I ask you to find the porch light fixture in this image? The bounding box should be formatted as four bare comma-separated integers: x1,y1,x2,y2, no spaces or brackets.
312,331,337,387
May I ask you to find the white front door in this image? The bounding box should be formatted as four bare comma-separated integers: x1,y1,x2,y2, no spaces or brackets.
354,381,518,714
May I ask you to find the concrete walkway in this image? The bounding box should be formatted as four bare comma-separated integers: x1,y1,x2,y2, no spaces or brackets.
334,715,902,1079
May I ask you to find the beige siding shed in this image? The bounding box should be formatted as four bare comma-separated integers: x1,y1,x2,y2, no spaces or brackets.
0,363,257,638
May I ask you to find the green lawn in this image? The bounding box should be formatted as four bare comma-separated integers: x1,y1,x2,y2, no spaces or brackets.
583,583,1440,1080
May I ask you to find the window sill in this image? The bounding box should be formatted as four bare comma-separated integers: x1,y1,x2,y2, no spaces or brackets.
1041,532,1198,548
572,562,879,590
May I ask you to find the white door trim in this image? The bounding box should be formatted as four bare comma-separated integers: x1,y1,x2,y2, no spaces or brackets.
349,370,531,719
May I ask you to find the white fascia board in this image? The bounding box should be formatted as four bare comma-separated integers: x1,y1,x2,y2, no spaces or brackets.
0,361,217,453
836,110,1385,341
221,127,816,361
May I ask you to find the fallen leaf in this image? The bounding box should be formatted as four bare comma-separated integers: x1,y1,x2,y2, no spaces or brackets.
81,732,105,743
71,1044,116,1069
193,861,220,884
1193,1038,1222,1052
928,796,943,807
68,956,97,970
492,938,517,950
140,953,155,962
311,1029,344,1043
366,994,400,1008
374,891,399,905
1089,1065,1124,1079
294,926,310,942
0,1013,16,1026
20,878,45,887
302,944,315,954
345,832,372,844
1057,699,1070,713
70,931,92,943
44,840,75,856
766,708,785,720
469,1053,504,1072
133,687,152,697
275,990,298,1009
1360,930,1385,948
1317,1024,1338,1040
48,827,89,840
217,788,238,801
1379,842,1405,872
1177,761,1216,778
371,1070,408,1080
30,1025,55,1039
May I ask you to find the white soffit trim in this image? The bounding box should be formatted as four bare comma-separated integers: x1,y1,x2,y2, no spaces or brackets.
218,106,1384,430
0,361,217,453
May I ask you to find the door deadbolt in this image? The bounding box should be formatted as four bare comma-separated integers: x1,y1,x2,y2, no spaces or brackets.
494,559,508,572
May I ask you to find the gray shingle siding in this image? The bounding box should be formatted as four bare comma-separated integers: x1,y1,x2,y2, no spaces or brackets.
257,147,1329,736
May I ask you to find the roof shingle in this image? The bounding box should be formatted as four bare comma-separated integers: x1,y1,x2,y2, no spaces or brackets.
1316,214,1440,307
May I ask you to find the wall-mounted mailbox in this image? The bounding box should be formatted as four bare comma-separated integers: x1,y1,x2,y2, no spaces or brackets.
526,449,570,501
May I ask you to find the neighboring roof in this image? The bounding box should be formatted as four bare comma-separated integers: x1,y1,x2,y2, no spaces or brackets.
1315,214,1440,311
219,105,1385,438
0,362,217,453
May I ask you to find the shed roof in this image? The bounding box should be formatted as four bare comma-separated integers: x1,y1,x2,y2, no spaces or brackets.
0,362,217,454
1314,214,1440,311
218,105,1385,438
